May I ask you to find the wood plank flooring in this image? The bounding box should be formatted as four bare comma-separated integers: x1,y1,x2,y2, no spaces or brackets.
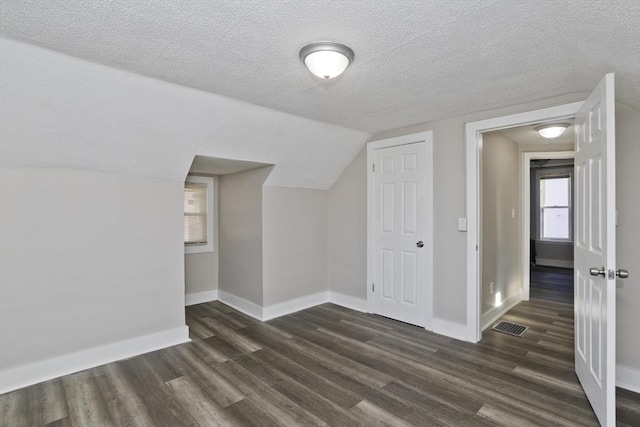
2,268,639,426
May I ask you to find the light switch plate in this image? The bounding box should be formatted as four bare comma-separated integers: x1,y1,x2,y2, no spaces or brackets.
457,218,467,232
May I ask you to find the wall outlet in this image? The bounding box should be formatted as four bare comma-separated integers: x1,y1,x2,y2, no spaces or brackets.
489,282,495,294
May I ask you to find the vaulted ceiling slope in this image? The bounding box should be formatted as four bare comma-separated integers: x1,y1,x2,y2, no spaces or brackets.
0,39,368,188
1,1,638,133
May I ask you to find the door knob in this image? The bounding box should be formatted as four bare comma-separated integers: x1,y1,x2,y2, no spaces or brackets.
416,241,424,248
616,269,630,279
589,267,605,277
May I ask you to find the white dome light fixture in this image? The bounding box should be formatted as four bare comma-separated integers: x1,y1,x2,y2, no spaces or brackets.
300,42,354,80
535,123,570,139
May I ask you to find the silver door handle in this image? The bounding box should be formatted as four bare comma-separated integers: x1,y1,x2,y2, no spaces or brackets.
416,241,424,248
590,267,605,277
616,269,630,279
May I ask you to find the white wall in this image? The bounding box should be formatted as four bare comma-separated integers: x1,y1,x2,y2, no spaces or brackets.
481,132,521,316
218,167,272,306
328,149,367,300
534,242,574,267
0,168,187,372
262,187,328,307
185,252,218,297
615,104,640,377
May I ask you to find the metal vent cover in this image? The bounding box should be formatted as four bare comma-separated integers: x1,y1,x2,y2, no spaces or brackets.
492,321,529,337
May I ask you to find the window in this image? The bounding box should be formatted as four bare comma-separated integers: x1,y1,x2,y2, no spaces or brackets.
540,174,571,241
184,176,214,254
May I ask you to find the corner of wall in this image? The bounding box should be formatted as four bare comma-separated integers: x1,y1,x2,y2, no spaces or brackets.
0,326,189,395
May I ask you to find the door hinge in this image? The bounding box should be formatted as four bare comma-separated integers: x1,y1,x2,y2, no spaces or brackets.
372,283,375,292
372,163,375,172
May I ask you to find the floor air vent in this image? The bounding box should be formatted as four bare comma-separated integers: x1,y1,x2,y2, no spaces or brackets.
492,321,529,337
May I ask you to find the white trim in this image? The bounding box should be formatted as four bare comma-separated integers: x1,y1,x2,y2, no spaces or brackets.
0,326,189,394
522,151,575,301
215,289,369,322
185,290,218,306
217,290,263,320
262,292,329,321
184,175,215,254
535,258,574,269
465,101,583,343
616,365,640,393
432,318,467,342
328,291,367,312
366,130,434,330
481,292,522,331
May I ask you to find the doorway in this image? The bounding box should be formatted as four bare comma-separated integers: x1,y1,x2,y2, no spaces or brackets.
466,74,620,426
464,101,582,342
479,125,576,333
523,152,575,301
525,153,576,344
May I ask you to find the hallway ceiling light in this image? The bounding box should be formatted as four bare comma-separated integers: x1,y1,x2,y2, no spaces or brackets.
535,123,569,139
299,42,354,80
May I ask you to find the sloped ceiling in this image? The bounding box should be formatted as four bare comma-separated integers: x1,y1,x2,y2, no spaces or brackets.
1,1,638,133
188,156,271,176
0,39,368,188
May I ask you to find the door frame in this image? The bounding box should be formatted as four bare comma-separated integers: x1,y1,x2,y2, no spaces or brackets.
521,151,575,302
366,131,434,330
464,102,583,342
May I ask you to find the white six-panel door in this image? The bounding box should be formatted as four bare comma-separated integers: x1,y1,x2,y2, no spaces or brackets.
369,134,433,328
574,73,616,427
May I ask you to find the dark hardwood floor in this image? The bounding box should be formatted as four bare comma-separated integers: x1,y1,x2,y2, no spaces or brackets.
2,270,639,426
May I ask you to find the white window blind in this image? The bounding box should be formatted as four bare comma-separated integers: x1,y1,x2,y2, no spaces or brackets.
540,175,571,240
184,182,208,245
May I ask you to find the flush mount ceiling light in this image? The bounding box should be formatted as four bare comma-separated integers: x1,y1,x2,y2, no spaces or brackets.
299,42,354,80
535,123,570,139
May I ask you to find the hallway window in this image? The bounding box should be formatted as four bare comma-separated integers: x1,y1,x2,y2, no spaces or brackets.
540,174,571,241
184,176,214,253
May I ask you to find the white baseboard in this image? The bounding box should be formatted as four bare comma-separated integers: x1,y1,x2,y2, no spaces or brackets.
328,291,367,312
617,365,640,393
535,258,574,269
215,289,369,322
263,292,329,321
185,290,218,306
432,318,468,342
0,326,189,395
217,290,263,320
481,292,522,331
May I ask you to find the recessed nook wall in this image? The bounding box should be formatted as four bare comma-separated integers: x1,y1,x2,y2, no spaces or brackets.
218,166,273,307
183,155,273,305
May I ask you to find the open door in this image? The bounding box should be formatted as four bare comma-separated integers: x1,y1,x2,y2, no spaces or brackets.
574,74,616,426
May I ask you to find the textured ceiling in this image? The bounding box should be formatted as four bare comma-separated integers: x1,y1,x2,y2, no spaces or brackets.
1,1,639,133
